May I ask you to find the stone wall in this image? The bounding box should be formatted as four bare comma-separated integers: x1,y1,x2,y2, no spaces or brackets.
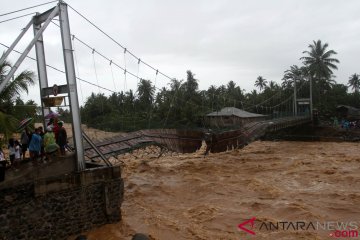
0,166,124,240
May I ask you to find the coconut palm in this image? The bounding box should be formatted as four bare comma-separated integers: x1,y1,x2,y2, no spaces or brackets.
267,81,279,91
137,78,155,110
169,78,182,92
0,58,35,138
348,73,360,93
300,40,339,87
300,40,339,110
254,76,267,91
183,70,198,93
282,65,304,89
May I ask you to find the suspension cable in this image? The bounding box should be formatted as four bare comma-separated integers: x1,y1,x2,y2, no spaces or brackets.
123,48,127,91
0,42,116,93
71,34,84,105
65,32,141,80
1,2,306,118
67,4,175,81
0,12,36,24
91,48,101,93
0,0,57,17
109,60,117,92
52,21,291,111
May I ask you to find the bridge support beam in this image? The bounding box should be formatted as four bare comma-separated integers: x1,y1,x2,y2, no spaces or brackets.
0,19,33,66
0,6,59,94
33,18,50,128
59,2,85,171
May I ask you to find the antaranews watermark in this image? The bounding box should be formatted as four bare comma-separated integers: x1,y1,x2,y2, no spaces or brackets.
237,217,359,238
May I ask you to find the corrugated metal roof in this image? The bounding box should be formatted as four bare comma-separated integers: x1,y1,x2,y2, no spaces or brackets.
206,107,266,118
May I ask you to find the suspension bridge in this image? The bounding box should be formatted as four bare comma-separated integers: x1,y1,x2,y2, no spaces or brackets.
0,1,315,239
0,0,313,167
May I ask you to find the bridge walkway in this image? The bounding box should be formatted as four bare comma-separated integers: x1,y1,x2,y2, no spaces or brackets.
84,116,311,161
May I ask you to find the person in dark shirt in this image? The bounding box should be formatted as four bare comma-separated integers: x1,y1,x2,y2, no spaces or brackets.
38,126,46,161
20,127,29,160
57,121,67,155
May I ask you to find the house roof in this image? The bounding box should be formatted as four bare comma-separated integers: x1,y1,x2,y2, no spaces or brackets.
206,107,266,118
336,105,359,112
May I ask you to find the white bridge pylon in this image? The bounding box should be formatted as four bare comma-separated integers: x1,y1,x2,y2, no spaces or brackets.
0,1,85,171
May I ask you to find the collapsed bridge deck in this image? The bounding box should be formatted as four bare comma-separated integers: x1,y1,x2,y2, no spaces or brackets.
84,116,311,162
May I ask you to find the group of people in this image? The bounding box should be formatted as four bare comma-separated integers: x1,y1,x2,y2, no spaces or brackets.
2,119,67,170
332,117,360,130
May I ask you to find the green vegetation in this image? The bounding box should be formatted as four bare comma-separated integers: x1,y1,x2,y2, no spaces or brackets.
1,40,359,134
348,73,360,93
81,40,358,132
254,76,268,91
0,59,37,139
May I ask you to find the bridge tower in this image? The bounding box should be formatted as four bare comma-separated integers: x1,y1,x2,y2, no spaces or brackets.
0,1,85,171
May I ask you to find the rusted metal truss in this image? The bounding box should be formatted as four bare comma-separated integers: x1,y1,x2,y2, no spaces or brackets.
84,116,311,161
84,129,204,162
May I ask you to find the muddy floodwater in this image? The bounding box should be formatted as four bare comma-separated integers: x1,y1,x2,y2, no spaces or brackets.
73,141,360,240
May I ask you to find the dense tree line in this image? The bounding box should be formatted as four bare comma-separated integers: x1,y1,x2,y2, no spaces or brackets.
1,39,360,135
80,40,359,132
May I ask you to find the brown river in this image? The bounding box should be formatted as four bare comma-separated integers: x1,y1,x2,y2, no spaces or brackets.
69,141,360,240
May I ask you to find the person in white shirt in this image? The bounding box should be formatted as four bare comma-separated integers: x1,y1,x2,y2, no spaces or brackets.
8,138,15,167
14,140,21,170
0,149,5,161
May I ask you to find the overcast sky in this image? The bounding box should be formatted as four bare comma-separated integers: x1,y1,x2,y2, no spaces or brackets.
1,0,360,105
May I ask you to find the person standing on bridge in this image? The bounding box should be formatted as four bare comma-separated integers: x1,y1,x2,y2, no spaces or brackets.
20,128,29,160
8,138,15,168
57,121,67,156
28,128,42,165
13,140,21,171
0,148,5,162
44,126,60,159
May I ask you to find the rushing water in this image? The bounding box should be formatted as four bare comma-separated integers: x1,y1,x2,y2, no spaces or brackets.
70,141,360,240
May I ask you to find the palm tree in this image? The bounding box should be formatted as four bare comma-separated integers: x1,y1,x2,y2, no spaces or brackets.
348,73,360,93
300,40,339,88
226,80,236,93
137,78,155,110
267,81,279,91
226,80,244,108
282,65,304,89
169,78,182,92
183,70,199,99
300,40,339,110
254,76,267,91
206,85,217,110
0,58,35,138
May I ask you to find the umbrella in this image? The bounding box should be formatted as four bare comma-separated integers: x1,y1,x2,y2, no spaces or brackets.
17,117,33,131
45,111,61,119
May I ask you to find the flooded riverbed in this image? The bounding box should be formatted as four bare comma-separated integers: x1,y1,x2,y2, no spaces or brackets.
73,141,360,240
